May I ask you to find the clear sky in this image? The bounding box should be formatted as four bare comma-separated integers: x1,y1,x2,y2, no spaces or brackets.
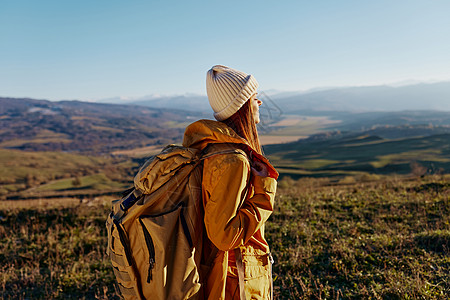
1,0,450,101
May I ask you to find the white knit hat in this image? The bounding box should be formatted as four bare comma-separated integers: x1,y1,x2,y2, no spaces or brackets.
206,65,259,121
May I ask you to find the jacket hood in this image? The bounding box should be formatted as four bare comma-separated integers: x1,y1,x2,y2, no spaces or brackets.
183,119,279,179
183,119,247,149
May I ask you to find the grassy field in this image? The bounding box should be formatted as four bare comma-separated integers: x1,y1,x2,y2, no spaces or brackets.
0,175,448,299
268,175,449,299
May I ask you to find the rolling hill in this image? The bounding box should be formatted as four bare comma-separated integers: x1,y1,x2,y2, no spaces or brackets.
0,97,205,154
1,95,450,198
264,129,450,179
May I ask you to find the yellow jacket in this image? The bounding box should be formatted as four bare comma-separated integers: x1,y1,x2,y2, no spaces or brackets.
183,120,278,299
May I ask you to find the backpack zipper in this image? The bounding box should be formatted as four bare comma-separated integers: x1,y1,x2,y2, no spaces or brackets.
112,219,134,267
179,206,194,248
138,218,156,283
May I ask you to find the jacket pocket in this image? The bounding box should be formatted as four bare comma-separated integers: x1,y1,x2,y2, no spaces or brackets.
242,252,272,300
242,252,271,279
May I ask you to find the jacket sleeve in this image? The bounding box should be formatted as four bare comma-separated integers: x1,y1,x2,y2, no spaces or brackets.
202,154,277,251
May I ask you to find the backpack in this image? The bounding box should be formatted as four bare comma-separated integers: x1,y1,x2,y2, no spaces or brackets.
105,143,248,300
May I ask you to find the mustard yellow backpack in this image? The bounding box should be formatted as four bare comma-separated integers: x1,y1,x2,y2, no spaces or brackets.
106,144,246,299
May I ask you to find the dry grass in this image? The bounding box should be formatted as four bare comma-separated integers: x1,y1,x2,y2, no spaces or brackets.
268,176,449,299
0,176,449,299
0,196,119,299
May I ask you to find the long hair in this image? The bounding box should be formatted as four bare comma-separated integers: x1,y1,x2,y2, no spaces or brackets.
222,97,262,155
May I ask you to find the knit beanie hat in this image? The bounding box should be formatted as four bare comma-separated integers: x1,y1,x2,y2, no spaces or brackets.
206,65,259,121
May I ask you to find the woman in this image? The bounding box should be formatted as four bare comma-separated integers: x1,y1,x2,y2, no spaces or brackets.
183,65,278,299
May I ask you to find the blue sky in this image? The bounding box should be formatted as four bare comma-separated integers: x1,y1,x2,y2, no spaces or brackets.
1,0,449,101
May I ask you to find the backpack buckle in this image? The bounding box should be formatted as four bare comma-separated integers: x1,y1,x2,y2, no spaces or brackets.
120,189,143,212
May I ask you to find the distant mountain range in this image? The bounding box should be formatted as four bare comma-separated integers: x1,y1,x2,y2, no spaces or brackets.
1,83,450,155
95,81,450,113
275,81,450,113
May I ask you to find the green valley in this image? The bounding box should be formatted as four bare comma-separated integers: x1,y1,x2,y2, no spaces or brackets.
265,131,450,179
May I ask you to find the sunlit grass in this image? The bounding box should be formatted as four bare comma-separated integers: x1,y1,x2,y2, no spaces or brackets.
0,176,448,299
267,176,449,299
0,197,119,299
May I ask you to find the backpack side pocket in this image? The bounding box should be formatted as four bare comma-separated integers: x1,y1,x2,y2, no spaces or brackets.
106,215,141,299
137,203,201,299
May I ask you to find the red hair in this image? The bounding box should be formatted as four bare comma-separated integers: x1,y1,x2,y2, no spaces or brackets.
222,97,262,155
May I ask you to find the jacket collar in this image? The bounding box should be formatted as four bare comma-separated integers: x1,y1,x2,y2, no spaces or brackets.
183,119,279,179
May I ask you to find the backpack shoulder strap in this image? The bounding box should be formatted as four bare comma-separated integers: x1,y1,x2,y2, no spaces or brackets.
199,143,250,162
